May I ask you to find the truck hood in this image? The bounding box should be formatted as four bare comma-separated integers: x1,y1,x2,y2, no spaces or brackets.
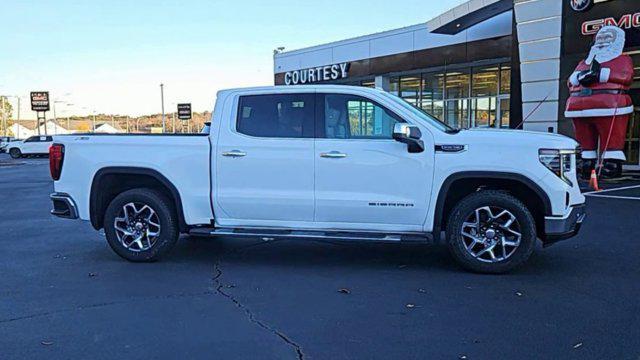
445,128,578,150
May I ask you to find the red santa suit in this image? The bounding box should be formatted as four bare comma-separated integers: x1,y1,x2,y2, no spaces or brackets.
565,26,633,161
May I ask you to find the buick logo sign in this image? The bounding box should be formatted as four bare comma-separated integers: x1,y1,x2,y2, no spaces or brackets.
570,0,593,12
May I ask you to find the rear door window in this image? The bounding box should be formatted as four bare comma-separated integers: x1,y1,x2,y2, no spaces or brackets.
237,94,315,138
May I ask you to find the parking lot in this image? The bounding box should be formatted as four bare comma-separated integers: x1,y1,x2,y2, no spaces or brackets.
1,153,639,360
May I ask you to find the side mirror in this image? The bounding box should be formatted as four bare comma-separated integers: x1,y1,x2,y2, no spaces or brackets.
393,123,424,153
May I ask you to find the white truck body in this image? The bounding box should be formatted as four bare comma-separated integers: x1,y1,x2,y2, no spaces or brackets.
49,85,586,272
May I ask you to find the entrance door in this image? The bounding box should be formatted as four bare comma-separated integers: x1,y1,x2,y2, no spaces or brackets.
314,93,432,232
215,93,316,226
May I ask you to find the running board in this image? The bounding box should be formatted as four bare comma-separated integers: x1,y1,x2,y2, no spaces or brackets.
188,227,431,243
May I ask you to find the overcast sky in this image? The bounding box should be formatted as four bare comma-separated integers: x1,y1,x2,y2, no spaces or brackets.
1,0,466,118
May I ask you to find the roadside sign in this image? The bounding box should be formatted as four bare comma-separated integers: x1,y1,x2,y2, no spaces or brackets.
30,91,50,112
177,103,192,120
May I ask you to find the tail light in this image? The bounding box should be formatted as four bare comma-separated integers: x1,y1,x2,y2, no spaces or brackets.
49,144,65,181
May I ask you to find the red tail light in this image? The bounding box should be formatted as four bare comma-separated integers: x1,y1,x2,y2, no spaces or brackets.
49,144,65,181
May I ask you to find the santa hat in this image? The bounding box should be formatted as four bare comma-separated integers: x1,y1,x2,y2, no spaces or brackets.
586,26,626,65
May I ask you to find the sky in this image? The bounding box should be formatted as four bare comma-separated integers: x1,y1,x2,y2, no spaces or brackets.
1,0,466,119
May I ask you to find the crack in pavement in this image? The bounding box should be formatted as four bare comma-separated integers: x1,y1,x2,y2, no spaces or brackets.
0,291,215,324
212,240,305,360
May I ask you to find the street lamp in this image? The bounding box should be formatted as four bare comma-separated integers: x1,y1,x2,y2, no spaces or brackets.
160,83,166,133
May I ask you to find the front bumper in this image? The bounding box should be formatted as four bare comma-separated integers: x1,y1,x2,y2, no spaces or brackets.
543,204,586,245
50,193,79,219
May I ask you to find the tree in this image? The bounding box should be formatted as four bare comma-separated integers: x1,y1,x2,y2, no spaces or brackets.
0,96,14,120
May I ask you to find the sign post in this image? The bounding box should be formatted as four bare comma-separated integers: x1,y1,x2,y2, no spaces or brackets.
177,103,192,133
30,91,50,136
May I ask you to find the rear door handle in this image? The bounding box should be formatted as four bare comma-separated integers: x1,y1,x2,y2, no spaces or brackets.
222,150,246,157
320,151,347,158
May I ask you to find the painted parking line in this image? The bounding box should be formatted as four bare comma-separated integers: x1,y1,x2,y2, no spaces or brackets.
585,194,640,201
583,184,640,196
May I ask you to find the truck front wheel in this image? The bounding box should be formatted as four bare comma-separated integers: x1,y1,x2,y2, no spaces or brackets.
446,191,536,274
103,188,179,262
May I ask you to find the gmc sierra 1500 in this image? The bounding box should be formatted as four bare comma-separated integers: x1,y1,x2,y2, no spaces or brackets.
49,85,586,273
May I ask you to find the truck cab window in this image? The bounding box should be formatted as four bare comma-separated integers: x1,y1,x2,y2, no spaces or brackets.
324,94,400,139
237,94,314,138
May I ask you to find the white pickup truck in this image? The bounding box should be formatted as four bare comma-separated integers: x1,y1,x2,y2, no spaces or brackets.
49,85,586,273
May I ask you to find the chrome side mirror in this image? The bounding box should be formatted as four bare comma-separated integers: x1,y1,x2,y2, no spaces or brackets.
393,123,424,153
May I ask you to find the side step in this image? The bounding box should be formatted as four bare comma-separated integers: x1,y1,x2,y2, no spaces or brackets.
188,227,431,243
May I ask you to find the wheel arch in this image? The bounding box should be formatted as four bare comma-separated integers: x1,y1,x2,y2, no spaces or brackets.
433,171,552,243
90,167,188,232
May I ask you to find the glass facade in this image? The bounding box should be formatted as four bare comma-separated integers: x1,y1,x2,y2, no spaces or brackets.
388,63,511,129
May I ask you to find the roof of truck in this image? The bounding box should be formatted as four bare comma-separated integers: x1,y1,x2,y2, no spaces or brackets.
217,84,385,96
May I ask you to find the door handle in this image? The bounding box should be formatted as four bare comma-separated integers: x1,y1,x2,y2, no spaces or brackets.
222,150,246,157
320,151,347,158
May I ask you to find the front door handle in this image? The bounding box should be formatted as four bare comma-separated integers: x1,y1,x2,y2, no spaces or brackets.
320,151,347,159
222,150,246,157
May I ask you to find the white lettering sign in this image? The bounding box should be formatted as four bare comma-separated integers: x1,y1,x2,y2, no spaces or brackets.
284,63,350,85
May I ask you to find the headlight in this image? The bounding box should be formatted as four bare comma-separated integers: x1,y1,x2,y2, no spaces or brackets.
539,149,576,186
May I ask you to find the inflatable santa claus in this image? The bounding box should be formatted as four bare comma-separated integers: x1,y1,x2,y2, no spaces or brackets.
565,26,634,179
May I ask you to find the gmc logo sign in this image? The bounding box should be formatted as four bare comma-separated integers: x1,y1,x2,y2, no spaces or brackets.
582,13,640,35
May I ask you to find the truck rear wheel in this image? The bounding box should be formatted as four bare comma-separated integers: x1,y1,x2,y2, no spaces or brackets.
446,191,536,274
9,148,21,159
103,188,179,262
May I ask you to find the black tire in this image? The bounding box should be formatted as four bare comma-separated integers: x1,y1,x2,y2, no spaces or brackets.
103,188,179,262
446,191,536,274
9,148,21,159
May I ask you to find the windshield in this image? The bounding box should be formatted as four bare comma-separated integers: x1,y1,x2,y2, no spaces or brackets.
380,91,455,132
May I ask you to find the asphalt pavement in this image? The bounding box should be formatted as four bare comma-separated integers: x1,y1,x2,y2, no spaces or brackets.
1,153,639,359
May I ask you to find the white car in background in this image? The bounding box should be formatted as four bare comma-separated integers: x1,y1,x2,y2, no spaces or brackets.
0,136,16,153
8,135,53,158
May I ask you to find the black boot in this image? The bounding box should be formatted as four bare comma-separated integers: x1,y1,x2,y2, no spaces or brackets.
600,159,623,179
580,159,596,180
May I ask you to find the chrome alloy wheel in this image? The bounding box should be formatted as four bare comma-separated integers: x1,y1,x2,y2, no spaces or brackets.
113,202,161,252
460,206,522,263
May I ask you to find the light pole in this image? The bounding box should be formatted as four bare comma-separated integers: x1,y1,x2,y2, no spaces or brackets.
53,100,67,135
160,83,166,133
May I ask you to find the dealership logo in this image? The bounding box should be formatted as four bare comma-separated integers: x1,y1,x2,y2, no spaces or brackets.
570,0,592,12
582,12,640,35
284,63,350,85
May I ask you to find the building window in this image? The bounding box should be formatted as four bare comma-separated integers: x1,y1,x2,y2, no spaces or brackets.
377,62,510,130
472,66,499,97
471,97,497,127
445,70,471,99
361,80,375,88
445,99,469,129
389,77,400,96
399,77,421,107
500,64,511,94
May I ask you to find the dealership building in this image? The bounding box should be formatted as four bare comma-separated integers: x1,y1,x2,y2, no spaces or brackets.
274,0,640,168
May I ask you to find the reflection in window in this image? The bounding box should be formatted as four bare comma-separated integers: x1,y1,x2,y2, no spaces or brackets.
325,94,399,139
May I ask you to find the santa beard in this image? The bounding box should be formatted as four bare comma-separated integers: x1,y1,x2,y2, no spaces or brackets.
585,26,626,65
